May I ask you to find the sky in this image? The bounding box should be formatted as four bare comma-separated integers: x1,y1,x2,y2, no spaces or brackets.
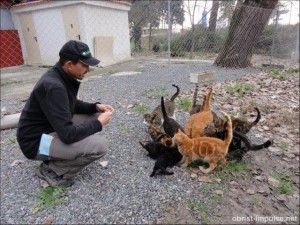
182,0,299,28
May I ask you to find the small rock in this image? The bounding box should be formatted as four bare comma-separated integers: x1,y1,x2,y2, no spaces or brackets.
99,161,108,168
263,126,270,131
11,160,24,167
190,173,197,179
198,176,212,183
268,176,280,187
43,217,53,225
275,194,287,203
246,189,255,195
230,180,238,186
128,159,135,165
127,104,134,109
214,190,223,196
215,178,222,183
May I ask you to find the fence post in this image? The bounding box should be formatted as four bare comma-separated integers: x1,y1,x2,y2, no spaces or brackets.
168,0,171,65
270,9,279,66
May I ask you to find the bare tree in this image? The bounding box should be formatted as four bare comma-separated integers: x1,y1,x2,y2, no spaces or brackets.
214,0,279,68
208,0,220,32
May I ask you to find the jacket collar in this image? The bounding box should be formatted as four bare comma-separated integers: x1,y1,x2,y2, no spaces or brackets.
53,63,81,89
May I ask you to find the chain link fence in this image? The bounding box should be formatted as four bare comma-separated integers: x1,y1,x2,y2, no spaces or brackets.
1,0,299,68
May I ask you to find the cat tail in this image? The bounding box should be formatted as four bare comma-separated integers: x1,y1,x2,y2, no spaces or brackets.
161,96,168,120
221,111,233,148
202,87,213,111
192,84,199,107
251,107,261,127
250,140,273,151
170,84,180,101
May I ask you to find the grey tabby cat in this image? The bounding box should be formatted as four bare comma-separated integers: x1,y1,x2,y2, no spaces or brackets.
143,84,180,126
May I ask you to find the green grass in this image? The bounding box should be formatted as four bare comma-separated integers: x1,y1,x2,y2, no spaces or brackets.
277,141,289,150
1,136,17,145
273,173,293,195
186,199,206,211
142,86,165,98
120,123,132,134
134,103,149,114
225,83,255,97
176,97,191,112
33,186,67,214
217,161,248,180
267,67,298,81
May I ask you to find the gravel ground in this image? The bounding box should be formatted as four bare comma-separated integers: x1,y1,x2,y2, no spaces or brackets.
1,59,259,224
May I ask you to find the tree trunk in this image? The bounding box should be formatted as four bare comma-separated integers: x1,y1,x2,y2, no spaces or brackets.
214,0,278,68
149,24,152,51
208,0,219,32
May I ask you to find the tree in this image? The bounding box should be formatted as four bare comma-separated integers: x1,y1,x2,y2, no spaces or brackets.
214,0,279,68
208,0,220,32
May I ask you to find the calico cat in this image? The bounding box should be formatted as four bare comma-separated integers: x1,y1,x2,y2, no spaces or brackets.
143,84,180,126
150,145,183,177
148,123,165,141
185,87,213,138
231,107,261,134
161,96,184,137
203,123,272,161
173,111,233,174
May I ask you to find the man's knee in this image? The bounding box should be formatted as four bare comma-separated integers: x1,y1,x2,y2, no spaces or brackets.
94,136,109,156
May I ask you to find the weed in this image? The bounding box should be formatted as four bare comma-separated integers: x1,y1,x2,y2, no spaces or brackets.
1,136,17,145
201,214,210,224
267,67,296,80
277,141,289,150
217,161,248,180
186,199,206,211
273,173,293,195
176,97,191,112
142,86,165,98
211,193,224,203
120,123,132,134
225,83,255,97
33,186,67,214
134,103,149,114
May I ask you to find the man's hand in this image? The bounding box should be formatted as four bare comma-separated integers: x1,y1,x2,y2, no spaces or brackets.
97,111,113,126
96,104,114,113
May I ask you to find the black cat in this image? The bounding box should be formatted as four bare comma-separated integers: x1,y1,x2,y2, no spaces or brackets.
150,145,183,177
139,141,168,160
161,96,184,137
203,123,272,161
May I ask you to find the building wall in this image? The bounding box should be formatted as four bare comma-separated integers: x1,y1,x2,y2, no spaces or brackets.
10,0,131,66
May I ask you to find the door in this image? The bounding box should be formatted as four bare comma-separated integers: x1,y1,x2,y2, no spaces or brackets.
61,6,81,41
19,13,41,64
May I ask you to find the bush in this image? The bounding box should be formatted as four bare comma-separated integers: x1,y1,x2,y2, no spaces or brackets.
152,44,160,52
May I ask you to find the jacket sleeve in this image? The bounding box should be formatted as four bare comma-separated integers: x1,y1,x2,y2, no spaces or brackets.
40,86,102,144
74,100,99,114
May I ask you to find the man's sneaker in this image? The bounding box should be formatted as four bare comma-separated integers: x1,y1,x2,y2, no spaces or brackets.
36,163,74,187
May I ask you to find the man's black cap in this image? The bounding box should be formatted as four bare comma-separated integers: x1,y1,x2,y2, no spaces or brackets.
59,40,100,66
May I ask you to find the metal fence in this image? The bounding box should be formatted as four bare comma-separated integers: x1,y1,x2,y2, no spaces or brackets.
1,0,299,68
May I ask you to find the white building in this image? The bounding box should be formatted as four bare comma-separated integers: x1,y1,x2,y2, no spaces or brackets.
10,0,131,67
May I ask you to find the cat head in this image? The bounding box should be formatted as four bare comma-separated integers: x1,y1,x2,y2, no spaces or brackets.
203,123,218,137
172,129,187,146
143,113,156,126
157,134,173,147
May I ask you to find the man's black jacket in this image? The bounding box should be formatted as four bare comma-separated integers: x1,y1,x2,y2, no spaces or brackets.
17,63,102,159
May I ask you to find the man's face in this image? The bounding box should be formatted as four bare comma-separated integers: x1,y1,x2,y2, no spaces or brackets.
65,61,90,80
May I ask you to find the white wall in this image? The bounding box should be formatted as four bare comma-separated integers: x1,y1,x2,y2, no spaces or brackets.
33,9,66,65
10,0,131,66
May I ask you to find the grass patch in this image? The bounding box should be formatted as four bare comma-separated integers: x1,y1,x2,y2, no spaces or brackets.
142,86,165,98
225,83,255,97
33,186,67,214
134,103,149,114
120,123,132,134
1,136,18,145
273,173,293,195
267,67,298,80
176,97,191,112
186,199,206,211
277,141,289,150
217,161,248,180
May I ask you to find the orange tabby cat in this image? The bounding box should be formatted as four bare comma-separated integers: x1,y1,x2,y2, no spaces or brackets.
185,87,213,138
173,111,233,174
